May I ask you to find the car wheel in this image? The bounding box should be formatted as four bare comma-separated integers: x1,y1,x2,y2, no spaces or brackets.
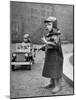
11,65,16,71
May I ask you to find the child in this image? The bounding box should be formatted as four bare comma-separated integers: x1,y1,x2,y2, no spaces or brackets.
23,33,31,43
41,16,63,93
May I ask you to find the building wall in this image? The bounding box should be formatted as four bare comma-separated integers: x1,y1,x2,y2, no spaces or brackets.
54,5,73,42
10,1,74,43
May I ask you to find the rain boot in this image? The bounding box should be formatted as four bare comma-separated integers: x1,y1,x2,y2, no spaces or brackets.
51,78,61,93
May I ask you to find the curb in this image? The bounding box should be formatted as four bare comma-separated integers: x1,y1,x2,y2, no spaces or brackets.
63,74,74,86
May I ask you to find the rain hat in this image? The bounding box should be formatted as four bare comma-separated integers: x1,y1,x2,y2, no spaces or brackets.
24,34,29,38
44,16,61,35
44,16,57,23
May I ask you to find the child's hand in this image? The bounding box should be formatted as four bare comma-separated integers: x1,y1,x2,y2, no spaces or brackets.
52,35,60,44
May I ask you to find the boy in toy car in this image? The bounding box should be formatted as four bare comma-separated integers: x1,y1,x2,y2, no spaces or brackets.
23,33,31,43
23,33,34,64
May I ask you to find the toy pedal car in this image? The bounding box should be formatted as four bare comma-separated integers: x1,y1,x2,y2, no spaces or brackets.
11,42,35,71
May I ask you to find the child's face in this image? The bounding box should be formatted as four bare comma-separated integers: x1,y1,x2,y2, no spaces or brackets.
45,22,53,32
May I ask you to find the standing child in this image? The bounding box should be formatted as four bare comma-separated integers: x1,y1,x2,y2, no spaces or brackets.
41,16,63,93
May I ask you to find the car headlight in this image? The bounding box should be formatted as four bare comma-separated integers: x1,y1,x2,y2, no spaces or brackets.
25,53,28,57
12,53,16,57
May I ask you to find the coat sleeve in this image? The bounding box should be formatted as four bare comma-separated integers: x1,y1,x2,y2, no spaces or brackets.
41,36,56,46
49,35,60,47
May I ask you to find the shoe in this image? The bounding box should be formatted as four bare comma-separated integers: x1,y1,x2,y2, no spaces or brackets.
51,85,61,93
44,84,55,89
44,78,55,89
51,78,62,93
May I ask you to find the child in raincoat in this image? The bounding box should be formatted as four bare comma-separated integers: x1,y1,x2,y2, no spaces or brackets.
41,16,63,93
